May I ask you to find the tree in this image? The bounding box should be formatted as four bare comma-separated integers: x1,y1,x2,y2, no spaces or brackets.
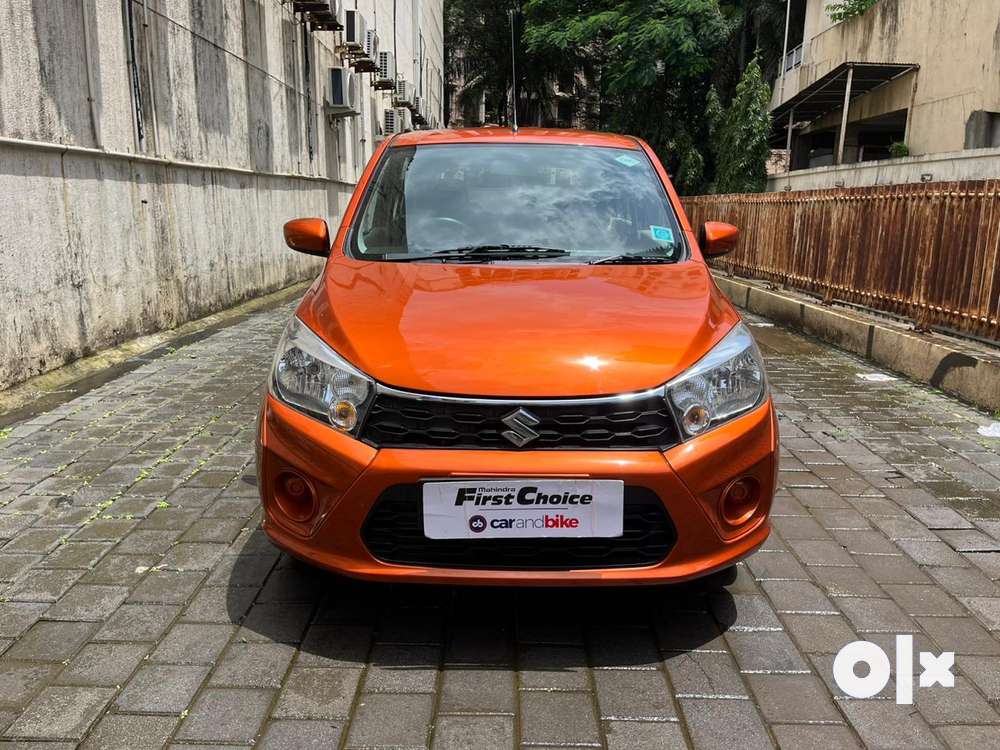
445,0,575,127
711,57,772,194
717,1,788,91
445,0,783,194
523,0,735,194
826,0,879,23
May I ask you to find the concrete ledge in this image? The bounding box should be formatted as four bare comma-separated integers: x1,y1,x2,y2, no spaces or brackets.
714,274,1000,413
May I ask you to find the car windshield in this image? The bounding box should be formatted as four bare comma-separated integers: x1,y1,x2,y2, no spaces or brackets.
349,143,685,262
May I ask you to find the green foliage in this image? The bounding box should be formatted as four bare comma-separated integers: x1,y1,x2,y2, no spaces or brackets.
711,58,772,194
446,0,576,126
523,0,735,193
889,141,910,158
446,0,780,194
826,0,879,23
717,1,788,93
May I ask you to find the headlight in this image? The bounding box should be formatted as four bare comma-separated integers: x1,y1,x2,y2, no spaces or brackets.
271,317,374,434
665,323,766,438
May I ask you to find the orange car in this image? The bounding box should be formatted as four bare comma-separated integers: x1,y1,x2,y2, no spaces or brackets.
256,127,777,585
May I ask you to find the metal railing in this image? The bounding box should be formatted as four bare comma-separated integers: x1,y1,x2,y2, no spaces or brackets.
783,43,804,73
683,181,1000,343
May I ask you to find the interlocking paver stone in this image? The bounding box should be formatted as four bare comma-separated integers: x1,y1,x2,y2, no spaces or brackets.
150,622,235,664
605,720,687,750
665,650,747,697
840,699,943,749
519,691,601,746
0,303,998,746
680,698,773,750
79,713,177,750
593,668,677,719
209,642,295,688
127,570,205,604
45,584,129,621
175,687,273,743
745,673,840,723
257,719,345,750
4,620,95,662
346,692,434,748
93,603,179,642
771,724,862,749
115,664,210,713
273,667,362,719
4,686,114,740
0,662,62,710
0,603,48,639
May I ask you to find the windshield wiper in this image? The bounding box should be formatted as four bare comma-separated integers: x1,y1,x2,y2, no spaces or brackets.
381,244,572,263
588,251,680,265
432,244,571,260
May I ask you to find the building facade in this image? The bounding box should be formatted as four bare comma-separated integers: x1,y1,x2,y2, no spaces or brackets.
0,0,443,390
769,0,1000,190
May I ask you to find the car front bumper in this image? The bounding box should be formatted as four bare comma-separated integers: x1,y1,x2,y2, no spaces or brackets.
256,394,778,585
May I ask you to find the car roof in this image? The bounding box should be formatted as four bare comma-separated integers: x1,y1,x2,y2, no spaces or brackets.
389,127,642,150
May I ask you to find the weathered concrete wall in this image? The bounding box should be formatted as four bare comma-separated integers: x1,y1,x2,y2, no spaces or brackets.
0,0,444,390
767,146,1000,191
774,0,1000,157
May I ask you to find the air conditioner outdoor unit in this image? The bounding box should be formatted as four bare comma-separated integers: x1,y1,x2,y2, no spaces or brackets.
326,67,359,116
342,9,367,51
364,30,379,60
298,0,342,30
350,28,378,71
384,107,413,135
393,78,414,107
376,51,396,84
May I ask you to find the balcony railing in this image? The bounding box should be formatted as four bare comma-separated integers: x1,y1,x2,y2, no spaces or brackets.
783,43,804,73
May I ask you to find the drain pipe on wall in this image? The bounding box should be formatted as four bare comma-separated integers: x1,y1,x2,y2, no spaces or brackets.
121,0,144,150
80,0,103,148
140,0,160,154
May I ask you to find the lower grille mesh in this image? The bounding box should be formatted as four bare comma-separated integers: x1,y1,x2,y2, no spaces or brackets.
361,485,676,570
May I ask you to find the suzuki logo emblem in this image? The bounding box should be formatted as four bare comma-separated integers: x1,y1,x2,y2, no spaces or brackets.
501,408,541,447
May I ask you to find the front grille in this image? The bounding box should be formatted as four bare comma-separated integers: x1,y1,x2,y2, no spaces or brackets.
361,485,676,570
360,390,680,450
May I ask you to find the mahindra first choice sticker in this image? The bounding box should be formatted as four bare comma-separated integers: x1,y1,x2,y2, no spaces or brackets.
422,480,624,539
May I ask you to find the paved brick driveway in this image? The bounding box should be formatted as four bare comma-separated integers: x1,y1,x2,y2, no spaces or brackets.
1,302,1000,749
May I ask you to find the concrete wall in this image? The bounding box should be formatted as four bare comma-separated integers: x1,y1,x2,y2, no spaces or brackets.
767,146,1000,191
0,0,444,391
773,0,1000,157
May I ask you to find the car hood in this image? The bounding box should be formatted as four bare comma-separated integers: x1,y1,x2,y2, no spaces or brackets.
298,258,740,398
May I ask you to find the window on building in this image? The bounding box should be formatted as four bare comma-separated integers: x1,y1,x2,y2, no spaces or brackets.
965,111,1000,149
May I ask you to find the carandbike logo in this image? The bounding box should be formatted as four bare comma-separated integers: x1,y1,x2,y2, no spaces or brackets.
469,513,580,531
468,515,487,533
833,635,954,704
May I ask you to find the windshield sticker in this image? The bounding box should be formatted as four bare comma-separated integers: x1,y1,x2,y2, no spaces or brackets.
649,225,675,244
615,154,642,167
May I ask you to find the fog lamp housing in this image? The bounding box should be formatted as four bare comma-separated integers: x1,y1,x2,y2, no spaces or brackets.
719,476,761,528
274,470,317,522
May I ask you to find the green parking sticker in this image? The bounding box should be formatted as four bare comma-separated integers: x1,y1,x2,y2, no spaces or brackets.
615,154,641,167
649,225,674,244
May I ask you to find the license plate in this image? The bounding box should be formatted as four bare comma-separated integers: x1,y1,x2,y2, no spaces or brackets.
422,479,624,540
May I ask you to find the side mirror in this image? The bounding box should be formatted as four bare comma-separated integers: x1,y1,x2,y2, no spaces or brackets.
700,221,740,257
283,218,330,257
